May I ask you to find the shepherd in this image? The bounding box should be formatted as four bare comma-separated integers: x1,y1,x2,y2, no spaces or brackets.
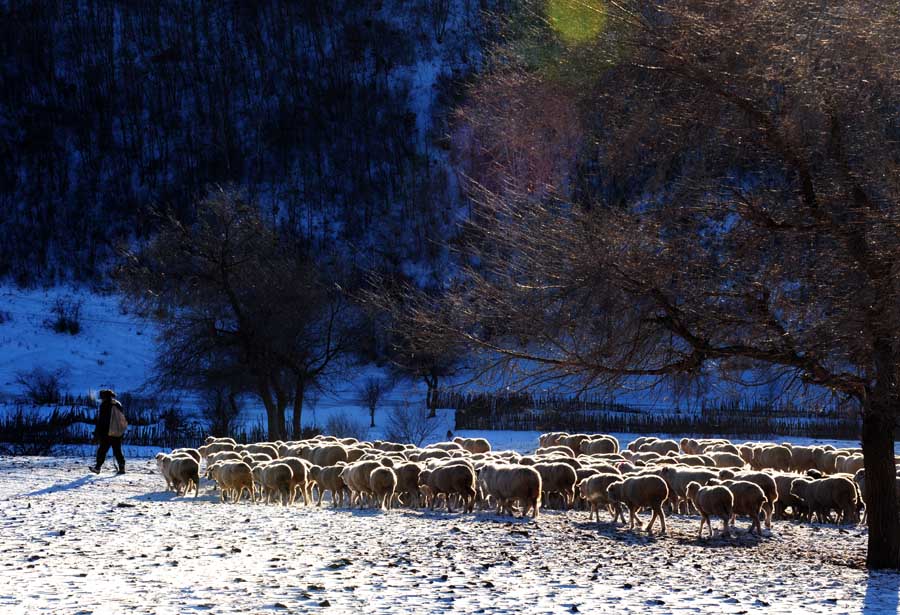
89,389,128,475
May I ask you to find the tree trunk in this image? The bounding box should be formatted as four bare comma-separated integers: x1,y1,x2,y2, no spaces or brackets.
425,374,438,419
862,395,900,569
257,374,285,441
370,406,376,428
291,378,305,439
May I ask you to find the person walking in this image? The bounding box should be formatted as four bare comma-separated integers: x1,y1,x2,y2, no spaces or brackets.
89,389,127,475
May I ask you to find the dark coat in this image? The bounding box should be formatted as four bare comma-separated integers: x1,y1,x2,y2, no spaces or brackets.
95,399,121,438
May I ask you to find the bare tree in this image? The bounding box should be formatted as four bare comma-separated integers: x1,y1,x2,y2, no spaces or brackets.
117,187,356,441
365,282,466,418
427,1,900,569
384,400,443,446
357,377,391,428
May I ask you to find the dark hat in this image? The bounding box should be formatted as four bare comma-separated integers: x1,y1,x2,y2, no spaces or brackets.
99,389,116,399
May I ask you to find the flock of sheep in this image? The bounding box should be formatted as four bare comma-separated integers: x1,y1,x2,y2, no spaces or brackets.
153,432,877,539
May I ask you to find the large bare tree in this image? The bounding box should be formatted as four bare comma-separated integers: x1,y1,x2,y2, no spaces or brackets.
427,1,900,568
117,188,355,441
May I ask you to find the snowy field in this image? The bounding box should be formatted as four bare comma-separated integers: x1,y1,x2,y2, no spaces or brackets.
1,456,899,614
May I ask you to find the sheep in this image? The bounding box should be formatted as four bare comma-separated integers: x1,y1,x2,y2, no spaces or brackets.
578,473,625,522
278,457,311,505
657,466,719,513
199,441,237,459
533,462,578,509
702,442,741,456
627,436,658,452
680,438,700,455
815,449,849,474
718,480,766,535
308,464,348,507
343,447,365,463
241,452,274,464
168,456,201,497
426,441,465,452
453,437,492,454
171,448,201,463
535,445,576,458
420,464,477,513
244,443,280,460
373,441,407,453
718,470,777,529
835,454,865,475
606,475,669,535
789,445,823,472
307,444,349,467
630,452,664,465
252,462,295,505
479,464,542,518
772,473,808,520
205,436,237,446
738,445,756,465
209,460,255,503
580,435,620,455
706,452,745,469
674,455,717,468
155,453,176,491
539,432,569,448
686,481,734,538
207,451,243,466
369,466,398,510
558,434,591,455
790,476,858,524
392,462,423,508
749,445,792,472
340,460,384,508
582,462,620,476
638,439,679,456
412,449,452,463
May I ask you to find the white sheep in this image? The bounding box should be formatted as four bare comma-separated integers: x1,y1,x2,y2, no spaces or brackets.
369,466,398,510
478,463,542,518
578,473,625,523
686,481,734,538
606,475,668,535
718,479,766,535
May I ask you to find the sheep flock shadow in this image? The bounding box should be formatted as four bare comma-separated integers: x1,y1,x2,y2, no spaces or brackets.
569,517,768,549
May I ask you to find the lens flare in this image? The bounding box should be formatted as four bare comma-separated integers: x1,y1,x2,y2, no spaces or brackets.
546,0,606,45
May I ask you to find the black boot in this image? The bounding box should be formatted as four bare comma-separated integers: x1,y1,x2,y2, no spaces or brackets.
116,463,126,475
88,465,100,474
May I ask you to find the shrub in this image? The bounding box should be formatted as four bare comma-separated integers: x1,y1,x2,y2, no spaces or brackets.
46,296,83,334
323,412,370,441
15,367,68,404
384,402,441,446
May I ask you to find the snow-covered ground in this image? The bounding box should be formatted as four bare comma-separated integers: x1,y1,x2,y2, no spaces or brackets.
1,456,897,614
0,286,156,399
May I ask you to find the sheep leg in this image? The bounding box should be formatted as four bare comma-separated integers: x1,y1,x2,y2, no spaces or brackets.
763,503,773,529
654,506,667,535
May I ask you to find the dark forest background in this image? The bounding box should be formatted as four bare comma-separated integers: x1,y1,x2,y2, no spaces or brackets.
0,0,510,284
